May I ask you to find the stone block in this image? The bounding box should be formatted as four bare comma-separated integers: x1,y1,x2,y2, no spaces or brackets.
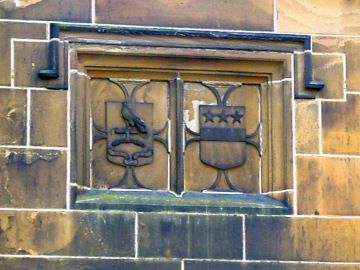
313,36,348,53
138,213,243,259
0,0,91,22
313,37,360,92
0,89,27,145
344,40,360,92
30,90,67,147
95,0,274,31
261,81,293,193
0,210,135,256
295,53,345,100
322,94,360,154
14,41,65,88
0,258,181,270
246,216,360,261
297,156,360,215
0,149,66,208
184,260,360,270
295,100,319,154
277,0,360,35
0,22,46,86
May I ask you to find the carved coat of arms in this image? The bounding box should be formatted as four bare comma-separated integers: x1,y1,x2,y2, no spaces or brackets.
106,101,153,168
199,105,247,170
93,79,156,189
186,82,261,192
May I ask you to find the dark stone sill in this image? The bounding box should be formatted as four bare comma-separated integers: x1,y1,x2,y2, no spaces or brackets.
75,190,291,215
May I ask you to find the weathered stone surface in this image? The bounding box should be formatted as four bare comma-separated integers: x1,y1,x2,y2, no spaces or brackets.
0,89,27,145
31,90,67,147
0,258,181,270
322,95,360,154
246,216,360,261
297,156,360,215
344,40,360,92
76,191,290,215
184,260,360,270
0,210,135,256
0,0,91,22
0,149,66,208
313,37,360,92
0,22,46,86
3,259,360,270
266,191,293,210
277,0,360,35
14,41,65,88
261,81,293,193
295,100,319,153
138,213,243,259
95,0,274,31
295,53,345,99
14,41,46,87
313,36,348,53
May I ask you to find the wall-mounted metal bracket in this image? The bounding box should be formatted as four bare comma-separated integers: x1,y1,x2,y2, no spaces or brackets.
38,24,60,80
39,23,325,98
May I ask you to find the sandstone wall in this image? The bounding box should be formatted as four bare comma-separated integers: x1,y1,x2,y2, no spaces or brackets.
1,1,360,269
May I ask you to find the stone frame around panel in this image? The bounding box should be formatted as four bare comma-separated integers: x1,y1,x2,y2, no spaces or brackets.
64,41,294,212
31,24,327,212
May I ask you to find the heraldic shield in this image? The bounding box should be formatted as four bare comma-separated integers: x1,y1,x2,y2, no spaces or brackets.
106,101,154,167
91,79,167,190
184,82,261,192
198,103,261,192
99,99,154,189
199,105,247,170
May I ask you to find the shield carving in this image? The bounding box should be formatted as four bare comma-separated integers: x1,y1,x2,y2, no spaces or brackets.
199,105,247,170
106,101,153,167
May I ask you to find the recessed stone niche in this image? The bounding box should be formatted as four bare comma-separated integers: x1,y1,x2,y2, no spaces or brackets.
64,40,294,214
70,46,292,213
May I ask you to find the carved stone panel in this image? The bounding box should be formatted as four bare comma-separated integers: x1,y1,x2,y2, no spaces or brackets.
89,79,169,190
184,82,261,193
71,49,293,207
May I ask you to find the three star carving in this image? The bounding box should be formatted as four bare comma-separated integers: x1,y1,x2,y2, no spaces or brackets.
203,109,243,124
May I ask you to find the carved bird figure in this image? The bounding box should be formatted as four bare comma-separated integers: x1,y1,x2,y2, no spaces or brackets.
121,101,147,133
